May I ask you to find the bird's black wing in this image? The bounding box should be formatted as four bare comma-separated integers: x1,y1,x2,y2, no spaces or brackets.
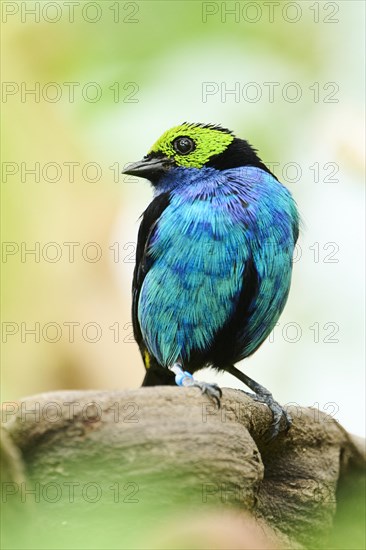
132,192,171,370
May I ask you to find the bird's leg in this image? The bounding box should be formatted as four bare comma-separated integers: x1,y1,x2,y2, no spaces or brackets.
169,363,222,407
226,364,292,440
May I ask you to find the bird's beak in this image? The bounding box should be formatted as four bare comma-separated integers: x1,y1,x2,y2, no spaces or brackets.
122,155,174,179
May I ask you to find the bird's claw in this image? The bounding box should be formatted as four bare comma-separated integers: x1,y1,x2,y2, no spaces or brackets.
192,381,222,408
253,391,292,440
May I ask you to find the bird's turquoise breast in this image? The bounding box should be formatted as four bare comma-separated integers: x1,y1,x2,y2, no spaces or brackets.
138,167,298,368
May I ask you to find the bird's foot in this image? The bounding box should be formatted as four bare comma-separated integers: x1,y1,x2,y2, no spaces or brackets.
251,390,292,441
169,363,222,407
226,365,292,441
191,381,222,408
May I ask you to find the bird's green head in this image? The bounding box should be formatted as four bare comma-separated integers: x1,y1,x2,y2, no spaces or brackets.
148,123,234,169
123,122,273,183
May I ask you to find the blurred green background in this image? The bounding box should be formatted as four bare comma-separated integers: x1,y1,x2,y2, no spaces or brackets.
1,0,365,440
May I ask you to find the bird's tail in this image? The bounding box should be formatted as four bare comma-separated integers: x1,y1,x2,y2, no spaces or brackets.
140,349,175,386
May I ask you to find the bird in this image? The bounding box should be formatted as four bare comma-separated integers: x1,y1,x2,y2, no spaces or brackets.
123,122,299,439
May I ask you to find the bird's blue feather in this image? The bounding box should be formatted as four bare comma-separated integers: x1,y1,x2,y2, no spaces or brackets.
138,166,298,367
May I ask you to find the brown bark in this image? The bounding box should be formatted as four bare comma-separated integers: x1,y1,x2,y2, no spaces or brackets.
1,387,365,549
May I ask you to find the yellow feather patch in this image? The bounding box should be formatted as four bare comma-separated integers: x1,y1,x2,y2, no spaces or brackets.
144,350,151,369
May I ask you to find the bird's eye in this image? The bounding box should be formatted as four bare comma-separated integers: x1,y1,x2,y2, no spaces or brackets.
172,136,195,155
